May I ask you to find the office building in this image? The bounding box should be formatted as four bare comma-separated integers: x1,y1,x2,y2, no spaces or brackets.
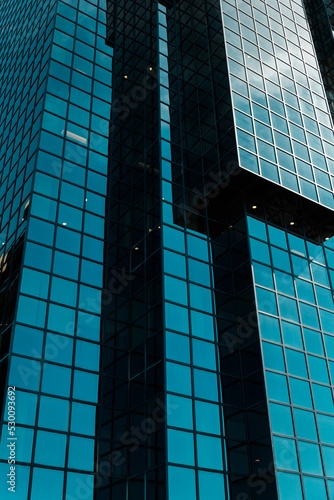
0,0,334,498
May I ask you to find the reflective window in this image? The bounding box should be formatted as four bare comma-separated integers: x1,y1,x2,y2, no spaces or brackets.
38,396,69,431
167,395,193,430
298,441,323,475
31,468,64,500
168,429,194,466
68,436,95,471
34,430,67,467
273,436,299,471
168,466,196,500
167,362,192,396
197,434,224,470
277,472,303,500
198,471,225,500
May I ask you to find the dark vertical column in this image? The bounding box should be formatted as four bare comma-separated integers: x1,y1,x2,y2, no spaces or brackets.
96,1,165,499
303,0,334,118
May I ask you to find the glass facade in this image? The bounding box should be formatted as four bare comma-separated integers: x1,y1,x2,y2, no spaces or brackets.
0,0,333,499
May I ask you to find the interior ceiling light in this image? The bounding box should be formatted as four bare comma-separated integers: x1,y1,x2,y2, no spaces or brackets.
252,205,257,209
289,221,295,225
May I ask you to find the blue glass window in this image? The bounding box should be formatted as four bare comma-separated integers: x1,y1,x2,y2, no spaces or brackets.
296,278,314,304
281,321,303,349
165,303,189,334
275,271,295,296
168,429,194,466
167,394,193,430
166,362,192,396
194,369,219,402
166,332,190,363
68,436,95,471
38,396,69,431
47,304,76,335
189,284,213,313
249,239,271,265
315,285,333,309
319,309,334,334
294,408,318,441
285,349,308,378
253,262,274,288
163,226,185,253
198,471,225,500
312,383,334,414
31,468,64,500
289,378,313,409
258,314,281,342
164,250,186,279
308,355,330,384
248,217,267,240
269,403,294,436
73,370,99,403
188,258,211,286
75,340,100,372
298,441,323,475
66,473,94,500
8,356,41,391
276,472,303,500
273,436,299,471
266,372,290,403
195,401,221,435
51,276,77,308
44,333,73,365
168,466,196,500
190,310,215,341
256,288,278,315
317,413,334,445
197,434,223,470
262,342,285,372
34,430,67,467
20,268,50,300
53,251,79,280
192,339,216,369
16,296,47,329
304,328,324,356
71,402,96,436
42,363,71,397
299,303,320,329
303,477,327,500
278,296,299,322
165,276,188,306
322,446,334,478
12,325,43,358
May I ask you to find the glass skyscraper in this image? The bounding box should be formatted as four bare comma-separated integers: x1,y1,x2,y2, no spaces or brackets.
0,0,334,499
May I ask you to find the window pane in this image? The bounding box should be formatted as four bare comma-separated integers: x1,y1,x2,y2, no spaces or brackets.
168,430,194,466
197,434,224,470
198,471,225,500
168,466,196,500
